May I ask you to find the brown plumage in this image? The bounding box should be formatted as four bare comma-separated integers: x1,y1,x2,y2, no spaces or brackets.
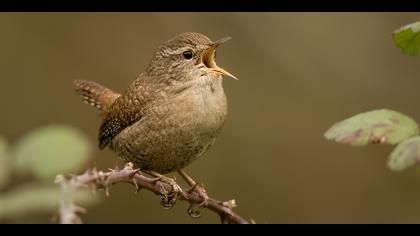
74,32,237,174
73,80,120,112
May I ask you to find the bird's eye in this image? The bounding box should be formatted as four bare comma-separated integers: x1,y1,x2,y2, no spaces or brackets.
183,50,193,60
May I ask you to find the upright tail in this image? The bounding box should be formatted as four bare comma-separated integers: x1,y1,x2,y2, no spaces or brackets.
74,80,121,112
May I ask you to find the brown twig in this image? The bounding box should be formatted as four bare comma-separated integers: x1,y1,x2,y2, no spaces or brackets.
55,163,250,224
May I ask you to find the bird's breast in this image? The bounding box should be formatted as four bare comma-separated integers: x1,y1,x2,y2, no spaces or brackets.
183,78,227,133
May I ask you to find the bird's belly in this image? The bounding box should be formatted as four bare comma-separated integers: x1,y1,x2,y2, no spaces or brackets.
110,98,227,173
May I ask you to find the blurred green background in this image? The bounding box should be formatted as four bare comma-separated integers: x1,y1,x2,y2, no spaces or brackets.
2,13,420,223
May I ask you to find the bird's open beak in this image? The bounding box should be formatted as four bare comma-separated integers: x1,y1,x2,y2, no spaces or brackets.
202,37,238,80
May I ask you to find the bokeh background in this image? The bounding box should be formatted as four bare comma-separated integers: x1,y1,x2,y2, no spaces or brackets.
2,13,420,223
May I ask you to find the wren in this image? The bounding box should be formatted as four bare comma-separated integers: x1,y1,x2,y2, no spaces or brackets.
74,32,237,174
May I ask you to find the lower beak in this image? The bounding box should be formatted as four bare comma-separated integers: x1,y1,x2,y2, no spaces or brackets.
202,38,238,80
212,66,239,80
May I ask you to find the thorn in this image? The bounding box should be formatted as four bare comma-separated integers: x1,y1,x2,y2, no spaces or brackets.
132,179,141,194
180,191,190,200
97,171,105,177
54,175,64,184
126,162,134,170
223,199,237,209
380,136,387,144
133,180,139,190
129,168,141,179
150,176,162,184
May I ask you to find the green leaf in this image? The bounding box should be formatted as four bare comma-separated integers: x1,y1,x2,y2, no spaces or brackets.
324,109,419,146
388,136,420,171
0,184,97,219
0,136,9,189
393,21,420,56
13,125,93,180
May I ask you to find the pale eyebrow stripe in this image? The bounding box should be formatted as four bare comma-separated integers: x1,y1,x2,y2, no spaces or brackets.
162,46,191,56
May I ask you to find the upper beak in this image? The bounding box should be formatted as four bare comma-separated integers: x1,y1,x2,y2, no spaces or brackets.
203,37,238,80
210,37,232,48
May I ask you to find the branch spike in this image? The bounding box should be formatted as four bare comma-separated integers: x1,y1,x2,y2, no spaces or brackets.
56,164,250,224
223,199,237,209
129,168,141,178
132,179,141,194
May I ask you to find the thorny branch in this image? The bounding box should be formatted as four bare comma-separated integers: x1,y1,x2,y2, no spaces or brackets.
55,163,251,224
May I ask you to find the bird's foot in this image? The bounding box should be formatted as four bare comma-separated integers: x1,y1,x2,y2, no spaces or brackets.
147,171,182,209
185,182,209,218
177,170,208,218
186,181,208,207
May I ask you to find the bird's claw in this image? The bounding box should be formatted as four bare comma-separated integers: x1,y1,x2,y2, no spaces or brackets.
187,182,208,206
185,182,208,219
151,175,182,209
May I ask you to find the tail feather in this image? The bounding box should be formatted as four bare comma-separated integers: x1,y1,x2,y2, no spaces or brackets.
74,80,120,112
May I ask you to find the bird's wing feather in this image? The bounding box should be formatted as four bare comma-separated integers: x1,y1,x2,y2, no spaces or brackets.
98,77,154,149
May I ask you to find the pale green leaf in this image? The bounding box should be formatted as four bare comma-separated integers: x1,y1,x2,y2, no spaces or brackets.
13,125,93,180
0,184,97,219
324,109,418,146
388,136,420,171
393,21,420,56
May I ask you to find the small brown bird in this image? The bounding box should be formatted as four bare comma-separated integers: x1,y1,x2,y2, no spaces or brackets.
74,32,237,178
